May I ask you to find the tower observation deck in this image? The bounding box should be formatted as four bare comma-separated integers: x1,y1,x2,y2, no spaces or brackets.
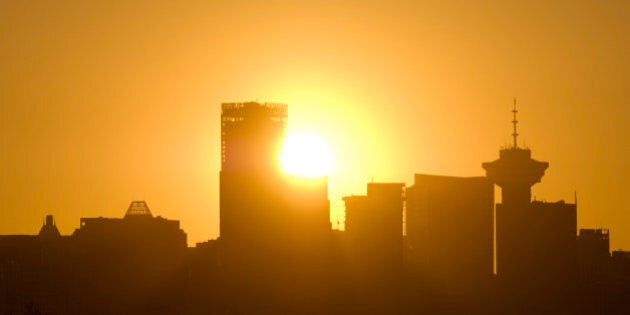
482,101,548,205
483,148,548,206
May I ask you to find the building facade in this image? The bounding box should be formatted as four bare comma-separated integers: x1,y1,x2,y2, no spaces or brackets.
406,174,494,285
344,183,405,278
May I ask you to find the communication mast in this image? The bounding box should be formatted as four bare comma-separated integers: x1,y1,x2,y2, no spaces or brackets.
512,98,519,148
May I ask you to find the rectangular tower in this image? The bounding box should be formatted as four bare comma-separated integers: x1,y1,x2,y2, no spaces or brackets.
219,102,287,241
218,102,332,312
343,183,404,279
405,174,494,285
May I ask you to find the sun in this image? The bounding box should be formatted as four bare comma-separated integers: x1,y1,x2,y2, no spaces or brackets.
280,133,332,177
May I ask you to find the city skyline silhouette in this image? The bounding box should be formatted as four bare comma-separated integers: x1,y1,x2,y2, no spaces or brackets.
1,1,629,250
1,1,629,313
1,101,629,314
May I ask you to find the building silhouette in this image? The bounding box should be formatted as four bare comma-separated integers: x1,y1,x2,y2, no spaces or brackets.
341,183,405,313
219,102,288,256
482,105,578,311
0,231,65,314
220,102,287,173
405,174,494,289
75,201,188,313
578,228,610,282
343,183,405,276
3,102,630,314
1,201,187,314
219,102,290,309
218,102,332,314
38,215,61,239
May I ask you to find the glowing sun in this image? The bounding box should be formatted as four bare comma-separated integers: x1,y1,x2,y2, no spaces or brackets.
280,133,332,177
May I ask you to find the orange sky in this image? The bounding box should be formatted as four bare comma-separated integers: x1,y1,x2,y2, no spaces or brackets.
1,1,628,248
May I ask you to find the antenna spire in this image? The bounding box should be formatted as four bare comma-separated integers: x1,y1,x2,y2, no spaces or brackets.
512,98,519,148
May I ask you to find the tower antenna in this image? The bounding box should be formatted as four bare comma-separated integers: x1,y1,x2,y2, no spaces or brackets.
512,98,519,148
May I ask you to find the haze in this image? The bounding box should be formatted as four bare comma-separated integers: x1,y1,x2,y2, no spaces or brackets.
1,1,628,248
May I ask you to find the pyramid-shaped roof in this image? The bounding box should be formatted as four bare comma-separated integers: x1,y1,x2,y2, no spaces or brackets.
124,200,153,218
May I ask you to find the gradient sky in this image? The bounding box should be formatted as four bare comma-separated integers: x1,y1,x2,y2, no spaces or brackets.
1,0,628,248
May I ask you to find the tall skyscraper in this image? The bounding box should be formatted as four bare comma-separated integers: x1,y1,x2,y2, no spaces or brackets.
219,102,288,243
218,102,331,312
219,102,330,250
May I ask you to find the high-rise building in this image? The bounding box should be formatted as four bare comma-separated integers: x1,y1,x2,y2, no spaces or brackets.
405,174,494,284
343,183,404,277
219,102,289,252
218,102,331,312
219,102,330,248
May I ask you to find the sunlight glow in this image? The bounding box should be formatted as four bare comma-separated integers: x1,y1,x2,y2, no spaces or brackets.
280,133,332,177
